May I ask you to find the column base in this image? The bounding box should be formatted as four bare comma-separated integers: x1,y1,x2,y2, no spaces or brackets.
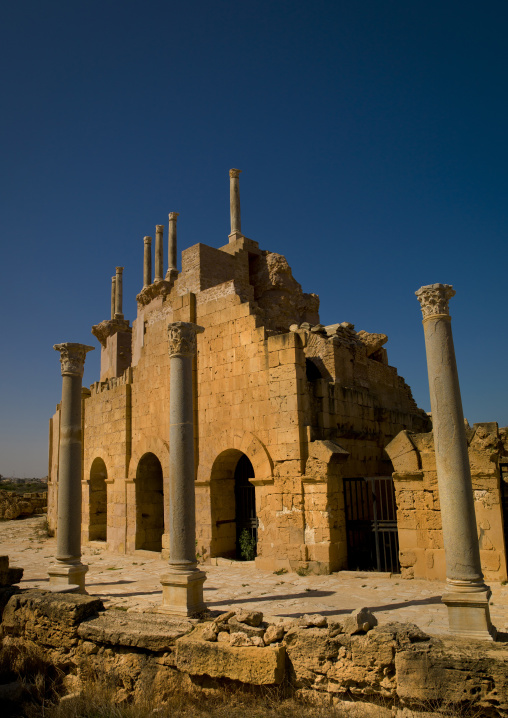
158,567,206,617
442,587,496,640
48,562,88,594
228,230,244,242
165,269,178,283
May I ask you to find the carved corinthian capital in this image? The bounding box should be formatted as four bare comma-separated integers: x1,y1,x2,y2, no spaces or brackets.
168,322,204,358
229,168,242,179
54,343,94,377
415,283,456,319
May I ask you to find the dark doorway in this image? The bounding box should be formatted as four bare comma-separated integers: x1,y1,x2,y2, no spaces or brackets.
89,458,107,541
135,453,164,551
343,477,400,573
234,454,258,559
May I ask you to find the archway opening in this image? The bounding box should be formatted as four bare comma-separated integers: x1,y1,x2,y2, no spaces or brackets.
135,452,164,551
210,450,257,560
89,458,107,541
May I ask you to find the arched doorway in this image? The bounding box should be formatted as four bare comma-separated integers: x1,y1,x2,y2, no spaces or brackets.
210,450,257,560
135,452,164,551
89,458,107,541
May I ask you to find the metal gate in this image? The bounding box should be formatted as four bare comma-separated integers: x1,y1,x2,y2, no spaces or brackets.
343,477,400,573
234,454,258,557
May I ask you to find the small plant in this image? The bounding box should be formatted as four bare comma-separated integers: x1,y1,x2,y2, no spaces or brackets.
296,565,311,577
273,568,288,575
238,529,257,561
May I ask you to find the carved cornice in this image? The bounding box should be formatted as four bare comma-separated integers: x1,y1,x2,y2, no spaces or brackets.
415,283,455,319
168,321,204,357
54,343,94,377
229,168,242,179
136,279,174,307
91,319,131,347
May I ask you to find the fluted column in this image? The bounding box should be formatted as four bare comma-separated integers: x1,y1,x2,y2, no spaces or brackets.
416,283,495,639
114,266,124,319
229,168,242,242
160,321,206,616
166,212,179,281
155,225,164,282
110,276,116,320
48,343,94,593
143,236,152,288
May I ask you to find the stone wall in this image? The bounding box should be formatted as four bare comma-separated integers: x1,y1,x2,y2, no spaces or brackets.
1,589,508,716
0,492,47,521
386,422,508,582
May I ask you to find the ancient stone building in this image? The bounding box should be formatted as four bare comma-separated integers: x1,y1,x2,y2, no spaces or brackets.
47,170,507,579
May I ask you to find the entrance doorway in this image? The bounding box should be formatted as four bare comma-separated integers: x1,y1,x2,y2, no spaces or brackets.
89,458,107,541
234,454,257,559
135,452,164,551
343,477,400,573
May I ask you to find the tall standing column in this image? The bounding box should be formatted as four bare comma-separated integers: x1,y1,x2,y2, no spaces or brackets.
166,212,179,281
110,276,116,320
114,266,124,319
49,343,94,593
229,168,242,242
416,283,495,639
143,237,152,288
154,225,164,282
160,321,206,616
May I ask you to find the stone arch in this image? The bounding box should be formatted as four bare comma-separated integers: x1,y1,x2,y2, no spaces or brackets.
128,437,169,480
89,457,108,541
197,430,273,486
135,452,164,551
208,448,258,560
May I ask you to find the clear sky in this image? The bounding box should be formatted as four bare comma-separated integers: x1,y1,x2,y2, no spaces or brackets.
1,1,507,476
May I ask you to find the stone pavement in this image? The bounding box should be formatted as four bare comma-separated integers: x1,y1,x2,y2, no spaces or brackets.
3,516,508,636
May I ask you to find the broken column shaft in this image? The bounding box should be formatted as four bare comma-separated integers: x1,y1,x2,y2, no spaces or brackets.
229,168,242,241
166,213,179,281
416,283,495,640
114,267,124,319
143,236,152,287
160,321,206,616
155,225,164,282
110,276,116,320
49,342,94,593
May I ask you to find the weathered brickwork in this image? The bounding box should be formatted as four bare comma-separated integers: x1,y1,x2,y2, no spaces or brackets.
386,423,508,582
48,231,430,575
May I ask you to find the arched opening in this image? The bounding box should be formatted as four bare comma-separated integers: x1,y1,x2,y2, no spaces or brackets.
210,450,257,560
135,452,164,551
89,458,107,541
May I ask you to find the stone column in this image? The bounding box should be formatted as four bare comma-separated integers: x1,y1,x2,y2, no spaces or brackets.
166,212,179,281
229,168,242,242
114,266,124,319
154,225,164,282
110,276,116,320
49,343,94,593
160,321,206,616
143,236,152,288
416,283,495,639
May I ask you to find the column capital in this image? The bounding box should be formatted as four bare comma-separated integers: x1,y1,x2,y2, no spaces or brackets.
144,236,152,244
115,266,124,274
229,168,242,179
156,225,164,232
168,322,204,357
168,212,179,221
54,343,94,377
415,283,455,319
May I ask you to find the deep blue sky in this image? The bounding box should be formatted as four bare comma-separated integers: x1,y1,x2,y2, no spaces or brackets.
1,1,507,476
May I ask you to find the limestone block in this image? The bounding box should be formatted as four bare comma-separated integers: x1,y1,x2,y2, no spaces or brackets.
385,431,420,472
175,638,285,684
78,611,193,651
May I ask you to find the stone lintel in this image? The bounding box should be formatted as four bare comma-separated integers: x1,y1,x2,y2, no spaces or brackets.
91,318,131,347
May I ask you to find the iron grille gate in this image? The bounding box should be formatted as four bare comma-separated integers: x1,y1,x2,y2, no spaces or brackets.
343,477,400,574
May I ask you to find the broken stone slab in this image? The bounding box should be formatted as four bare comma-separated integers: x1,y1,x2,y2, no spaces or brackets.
175,637,285,684
230,631,253,647
300,613,327,628
78,610,193,652
264,624,285,644
342,607,378,635
235,609,263,626
201,624,217,642
0,567,23,587
228,615,265,638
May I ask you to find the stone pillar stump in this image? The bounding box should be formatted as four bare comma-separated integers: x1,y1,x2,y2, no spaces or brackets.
416,283,495,640
159,321,206,616
48,342,94,593
228,168,243,242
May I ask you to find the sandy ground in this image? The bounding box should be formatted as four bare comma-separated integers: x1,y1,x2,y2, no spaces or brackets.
2,515,508,635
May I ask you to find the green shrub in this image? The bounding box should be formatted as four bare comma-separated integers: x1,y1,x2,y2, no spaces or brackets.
238,529,257,561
